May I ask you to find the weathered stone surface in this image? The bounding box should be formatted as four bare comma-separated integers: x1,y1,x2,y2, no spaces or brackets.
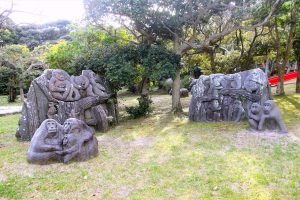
27,118,98,164
189,68,287,132
16,69,118,141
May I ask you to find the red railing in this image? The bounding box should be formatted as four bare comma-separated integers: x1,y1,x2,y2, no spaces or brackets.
268,71,298,86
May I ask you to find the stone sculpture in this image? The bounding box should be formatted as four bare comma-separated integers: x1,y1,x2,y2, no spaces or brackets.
257,100,288,133
189,68,287,133
248,102,262,130
16,69,118,141
27,118,98,164
27,119,64,164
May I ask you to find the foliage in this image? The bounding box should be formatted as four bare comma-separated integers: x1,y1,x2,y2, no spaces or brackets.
0,44,46,100
125,94,153,118
44,40,81,74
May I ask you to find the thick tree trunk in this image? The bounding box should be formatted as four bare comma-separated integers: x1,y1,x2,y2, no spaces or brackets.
296,59,300,93
276,3,297,95
171,37,183,114
172,69,182,114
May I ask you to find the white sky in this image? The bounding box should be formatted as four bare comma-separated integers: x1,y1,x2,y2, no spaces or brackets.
0,0,85,24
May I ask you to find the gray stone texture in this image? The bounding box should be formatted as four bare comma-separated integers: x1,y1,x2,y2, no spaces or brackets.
189,69,287,133
16,69,118,141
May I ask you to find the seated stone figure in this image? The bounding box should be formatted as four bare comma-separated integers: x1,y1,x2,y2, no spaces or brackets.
49,69,72,101
228,100,245,122
61,118,98,164
248,102,262,130
27,119,63,164
258,100,288,133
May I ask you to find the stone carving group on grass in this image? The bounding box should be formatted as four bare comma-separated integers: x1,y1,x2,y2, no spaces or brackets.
189,68,287,133
17,68,287,165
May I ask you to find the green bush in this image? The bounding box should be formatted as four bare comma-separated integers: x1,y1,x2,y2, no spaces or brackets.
126,94,153,118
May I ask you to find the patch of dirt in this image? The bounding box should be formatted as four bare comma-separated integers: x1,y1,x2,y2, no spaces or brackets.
230,128,300,149
97,135,155,148
0,173,7,182
111,186,133,198
0,143,7,148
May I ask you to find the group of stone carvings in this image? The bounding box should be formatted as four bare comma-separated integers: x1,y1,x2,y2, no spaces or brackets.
189,68,287,133
20,68,288,165
16,69,118,164
16,69,118,141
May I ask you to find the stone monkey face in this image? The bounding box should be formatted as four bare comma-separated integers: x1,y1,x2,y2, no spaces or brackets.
250,103,261,114
223,97,231,106
63,118,81,134
53,70,69,81
211,100,219,109
233,100,242,109
46,120,57,133
263,101,273,114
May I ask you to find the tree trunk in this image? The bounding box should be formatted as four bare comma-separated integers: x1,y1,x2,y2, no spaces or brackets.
276,3,297,95
209,48,216,73
8,87,17,102
19,80,25,103
172,37,183,114
141,77,149,95
172,69,182,114
296,58,300,93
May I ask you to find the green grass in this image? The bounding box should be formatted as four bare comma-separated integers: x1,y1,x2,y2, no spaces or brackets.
0,85,300,199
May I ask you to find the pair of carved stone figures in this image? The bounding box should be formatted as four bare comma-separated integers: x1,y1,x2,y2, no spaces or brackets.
28,118,98,164
189,68,287,133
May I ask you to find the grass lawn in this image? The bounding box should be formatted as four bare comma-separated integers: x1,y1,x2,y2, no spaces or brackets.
0,85,300,199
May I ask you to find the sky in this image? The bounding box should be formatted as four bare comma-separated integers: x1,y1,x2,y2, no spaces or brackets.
0,0,85,24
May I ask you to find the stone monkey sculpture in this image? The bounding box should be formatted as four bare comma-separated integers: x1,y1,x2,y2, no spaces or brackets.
228,100,245,122
49,69,71,101
71,75,95,98
82,70,108,97
258,100,288,133
222,96,232,121
27,119,63,164
207,99,221,121
248,102,262,130
61,118,98,163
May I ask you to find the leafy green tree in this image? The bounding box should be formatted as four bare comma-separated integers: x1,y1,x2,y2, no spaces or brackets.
85,0,283,114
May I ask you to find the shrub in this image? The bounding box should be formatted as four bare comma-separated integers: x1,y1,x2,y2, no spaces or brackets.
126,94,153,118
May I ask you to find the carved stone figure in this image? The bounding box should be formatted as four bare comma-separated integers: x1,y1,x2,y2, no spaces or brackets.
27,119,63,164
228,100,245,122
16,69,118,141
27,118,98,164
61,118,98,163
207,99,221,121
258,100,288,133
49,69,71,101
222,96,233,121
248,103,262,130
